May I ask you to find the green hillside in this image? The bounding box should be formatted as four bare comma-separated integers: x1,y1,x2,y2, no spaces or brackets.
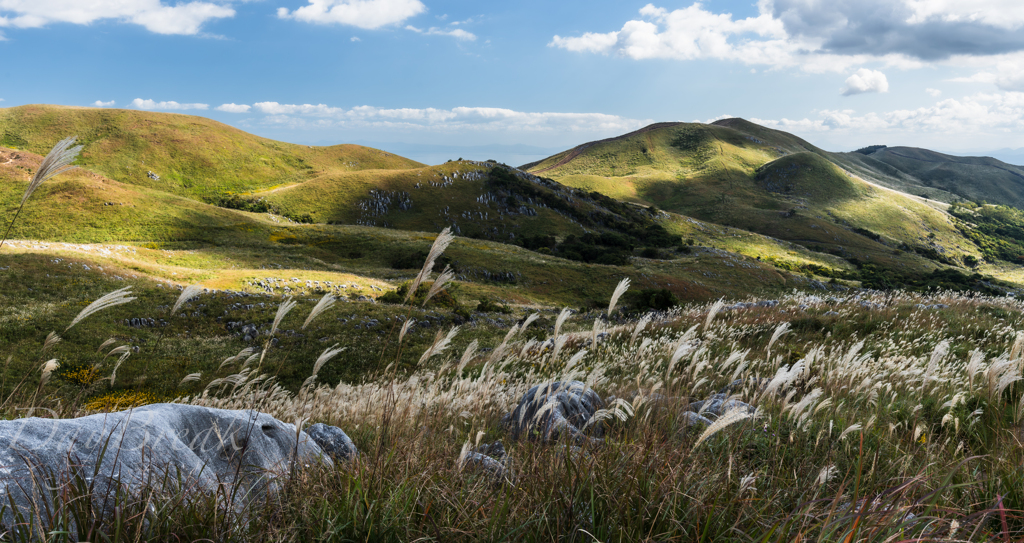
523,119,985,278
833,146,1024,207
0,105,423,201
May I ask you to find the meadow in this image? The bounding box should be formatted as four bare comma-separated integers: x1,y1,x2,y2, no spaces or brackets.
6,262,1024,541
3,115,1024,542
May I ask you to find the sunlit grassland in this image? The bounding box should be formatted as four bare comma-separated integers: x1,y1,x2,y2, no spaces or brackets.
527,121,984,274
7,271,1024,539
0,104,422,200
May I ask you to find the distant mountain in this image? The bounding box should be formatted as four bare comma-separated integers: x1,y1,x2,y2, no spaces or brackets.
833,146,1024,207
982,148,1024,167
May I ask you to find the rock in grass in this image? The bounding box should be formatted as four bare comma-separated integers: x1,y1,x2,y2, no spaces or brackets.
306,423,358,462
504,381,604,443
0,404,331,530
679,411,714,428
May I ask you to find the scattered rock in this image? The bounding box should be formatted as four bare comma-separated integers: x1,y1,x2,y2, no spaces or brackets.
306,423,358,462
504,381,604,443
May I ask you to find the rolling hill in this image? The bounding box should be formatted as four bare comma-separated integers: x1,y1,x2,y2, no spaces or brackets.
833,146,1024,207
0,105,423,201
523,119,980,277
1,104,1019,306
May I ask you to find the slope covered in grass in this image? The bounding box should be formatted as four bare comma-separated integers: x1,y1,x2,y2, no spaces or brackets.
833,146,1024,207
0,105,423,201
524,119,983,274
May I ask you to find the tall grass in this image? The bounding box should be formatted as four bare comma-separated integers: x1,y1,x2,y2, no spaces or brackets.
7,279,1024,539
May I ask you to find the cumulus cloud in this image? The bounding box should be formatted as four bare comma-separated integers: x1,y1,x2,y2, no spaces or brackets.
351,36,360,41
926,88,942,97
236,101,651,133
405,25,476,40
842,69,890,96
92,100,115,107
552,1,1024,72
277,0,425,30
755,91,1024,138
131,99,209,111
215,103,251,113
0,0,234,35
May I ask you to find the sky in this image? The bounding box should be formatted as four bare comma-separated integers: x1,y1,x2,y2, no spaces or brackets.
3,0,1024,165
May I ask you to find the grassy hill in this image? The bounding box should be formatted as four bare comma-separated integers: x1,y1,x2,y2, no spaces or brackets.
0,105,422,201
833,146,1024,207
523,119,988,279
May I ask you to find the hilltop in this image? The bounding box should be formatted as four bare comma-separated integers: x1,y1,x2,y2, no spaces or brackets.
523,119,985,285
0,105,422,202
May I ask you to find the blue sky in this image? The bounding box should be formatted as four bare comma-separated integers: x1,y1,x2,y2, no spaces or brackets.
3,0,1024,164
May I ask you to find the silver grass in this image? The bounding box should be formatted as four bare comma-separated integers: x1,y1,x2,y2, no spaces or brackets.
39,359,59,387
629,314,651,349
583,398,634,431
1,136,82,250
302,344,345,390
418,326,460,366
456,340,479,375
66,287,136,331
550,335,568,361
105,345,130,359
405,227,454,303
607,278,630,317
398,318,416,344
816,465,837,486
220,347,256,370
106,352,130,388
838,423,862,441
302,293,336,330
271,297,297,336
767,322,790,353
487,324,519,365
694,407,755,447
95,338,117,354
738,473,757,496
41,332,60,353
553,307,572,338
1012,331,1024,361
422,265,455,306
171,284,204,316
179,373,202,387
521,312,540,331
703,298,725,331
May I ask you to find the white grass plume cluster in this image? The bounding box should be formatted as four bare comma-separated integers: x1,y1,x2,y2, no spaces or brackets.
405,227,454,303
1,136,83,250
66,287,136,331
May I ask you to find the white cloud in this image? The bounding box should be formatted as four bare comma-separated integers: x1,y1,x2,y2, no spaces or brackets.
0,0,234,35
926,88,942,97
550,3,795,66
350,36,360,41
215,103,251,113
131,98,209,111
277,0,425,30
904,0,1024,29
756,91,1024,139
92,100,115,107
552,1,1024,73
242,101,651,133
842,69,890,96
405,25,475,40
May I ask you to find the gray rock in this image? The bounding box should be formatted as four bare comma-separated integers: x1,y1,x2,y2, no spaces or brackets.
0,404,331,529
680,411,714,428
461,452,506,477
306,423,358,462
503,381,604,443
